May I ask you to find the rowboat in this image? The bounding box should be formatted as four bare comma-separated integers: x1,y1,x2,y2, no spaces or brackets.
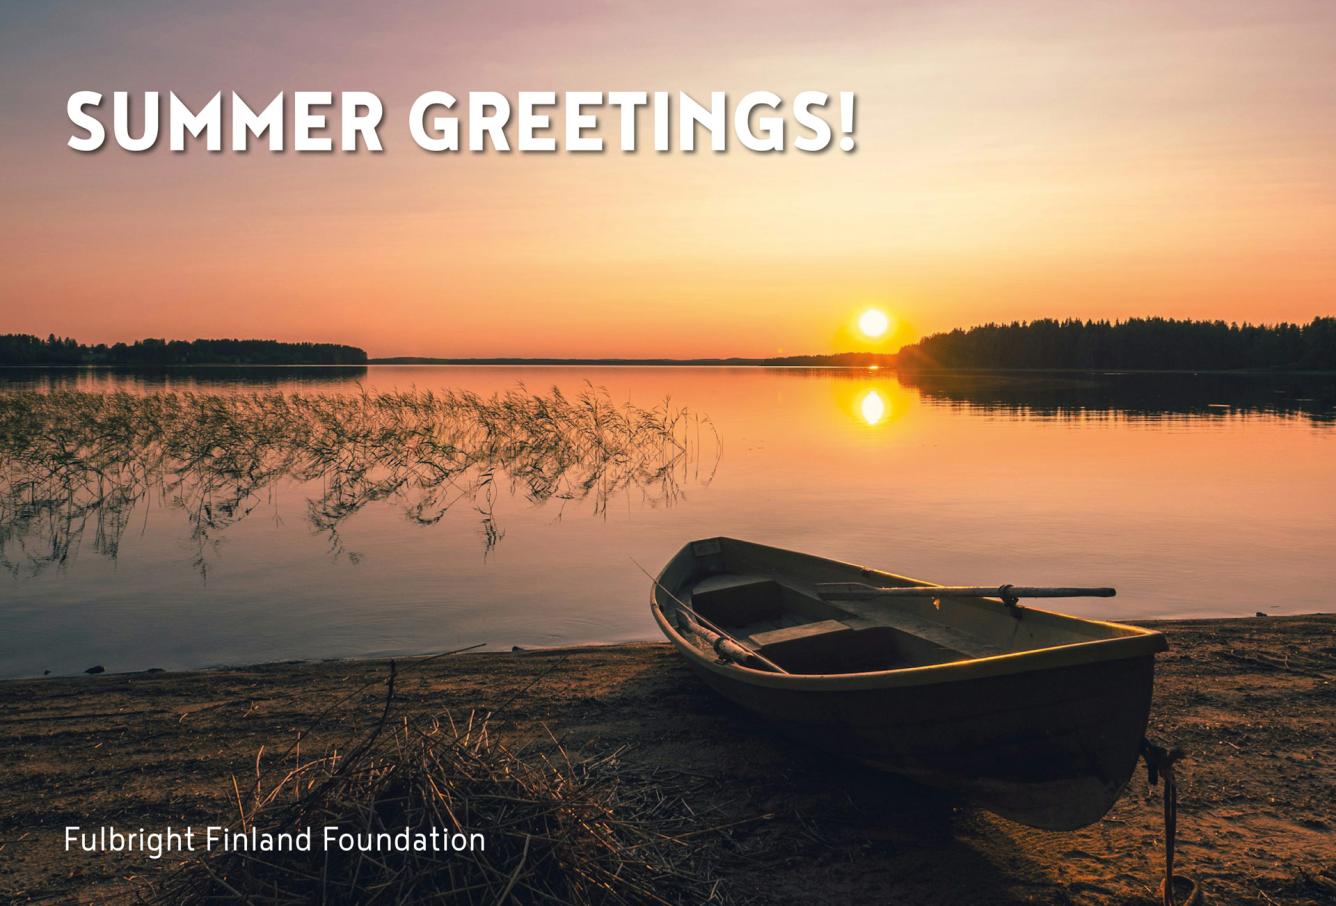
649,537,1168,830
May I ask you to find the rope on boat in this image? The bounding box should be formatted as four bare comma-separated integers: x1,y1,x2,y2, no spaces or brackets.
632,557,791,675
1140,738,1200,906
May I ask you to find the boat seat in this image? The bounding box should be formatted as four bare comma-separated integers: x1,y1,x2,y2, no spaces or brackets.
692,574,774,597
874,610,1009,658
690,575,787,627
746,619,854,649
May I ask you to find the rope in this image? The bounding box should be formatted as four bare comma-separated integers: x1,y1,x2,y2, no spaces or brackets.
1140,738,1200,906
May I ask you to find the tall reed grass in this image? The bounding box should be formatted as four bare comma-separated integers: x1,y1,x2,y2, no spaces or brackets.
0,387,716,576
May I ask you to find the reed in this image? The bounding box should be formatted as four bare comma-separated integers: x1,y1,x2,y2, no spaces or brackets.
0,386,717,575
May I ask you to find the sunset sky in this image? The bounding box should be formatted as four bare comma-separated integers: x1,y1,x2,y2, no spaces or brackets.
1,0,1333,357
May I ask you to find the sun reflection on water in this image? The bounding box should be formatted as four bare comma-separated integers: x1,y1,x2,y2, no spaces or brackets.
860,389,887,425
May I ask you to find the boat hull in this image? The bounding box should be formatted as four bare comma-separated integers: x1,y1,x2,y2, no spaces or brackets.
679,645,1155,830
652,537,1165,830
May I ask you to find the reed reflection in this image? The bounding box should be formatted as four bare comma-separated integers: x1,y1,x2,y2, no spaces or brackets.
0,387,716,578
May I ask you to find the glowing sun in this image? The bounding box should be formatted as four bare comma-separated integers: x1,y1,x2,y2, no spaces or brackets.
858,308,891,339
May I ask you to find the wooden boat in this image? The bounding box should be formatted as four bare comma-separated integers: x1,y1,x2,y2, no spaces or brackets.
650,537,1168,831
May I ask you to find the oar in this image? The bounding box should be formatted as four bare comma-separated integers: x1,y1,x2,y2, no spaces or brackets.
816,582,1115,607
632,558,790,675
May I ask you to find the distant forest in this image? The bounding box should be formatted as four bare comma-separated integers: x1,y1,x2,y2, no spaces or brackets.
0,334,368,366
895,317,1336,371
4,318,1332,370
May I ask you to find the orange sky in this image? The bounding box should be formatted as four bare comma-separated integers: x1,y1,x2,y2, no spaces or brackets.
1,1,1333,357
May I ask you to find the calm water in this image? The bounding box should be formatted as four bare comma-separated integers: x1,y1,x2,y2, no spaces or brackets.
2,366,1333,678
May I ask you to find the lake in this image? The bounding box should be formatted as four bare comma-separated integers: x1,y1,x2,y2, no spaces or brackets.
2,365,1333,678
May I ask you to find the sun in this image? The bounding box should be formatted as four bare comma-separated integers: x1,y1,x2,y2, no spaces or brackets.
858,308,891,339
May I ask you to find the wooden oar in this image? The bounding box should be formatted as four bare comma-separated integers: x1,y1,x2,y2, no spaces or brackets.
632,558,791,675
816,582,1115,606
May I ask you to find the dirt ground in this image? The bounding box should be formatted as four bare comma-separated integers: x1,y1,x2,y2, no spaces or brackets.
1,615,1333,904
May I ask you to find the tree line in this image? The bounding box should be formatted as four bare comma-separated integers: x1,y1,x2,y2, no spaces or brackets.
0,334,368,366
894,317,1336,371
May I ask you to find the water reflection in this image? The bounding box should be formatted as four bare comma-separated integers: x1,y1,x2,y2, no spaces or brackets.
825,379,914,429
0,365,368,392
760,366,1336,425
894,370,1336,422
859,389,887,425
0,387,715,578
3,365,1335,676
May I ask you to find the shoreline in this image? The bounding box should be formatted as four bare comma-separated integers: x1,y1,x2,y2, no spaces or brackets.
3,615,1334,903
9,612,1322,682
6,362,1336,375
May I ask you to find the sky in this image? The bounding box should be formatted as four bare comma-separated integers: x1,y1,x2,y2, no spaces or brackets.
1,0,1334,357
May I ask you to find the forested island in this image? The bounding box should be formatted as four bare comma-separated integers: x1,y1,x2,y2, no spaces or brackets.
0,334,368,366
894,317,1336,371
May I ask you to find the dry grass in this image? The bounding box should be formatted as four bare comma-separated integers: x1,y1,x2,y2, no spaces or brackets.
147,663,732,905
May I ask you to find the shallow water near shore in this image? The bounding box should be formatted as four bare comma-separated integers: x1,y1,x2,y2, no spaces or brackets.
2,365,1333,677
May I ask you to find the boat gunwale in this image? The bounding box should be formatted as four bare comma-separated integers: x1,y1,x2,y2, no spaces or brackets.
651,541,1168,692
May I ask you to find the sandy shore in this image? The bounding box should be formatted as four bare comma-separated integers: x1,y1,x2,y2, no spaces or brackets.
2,615,1333,904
